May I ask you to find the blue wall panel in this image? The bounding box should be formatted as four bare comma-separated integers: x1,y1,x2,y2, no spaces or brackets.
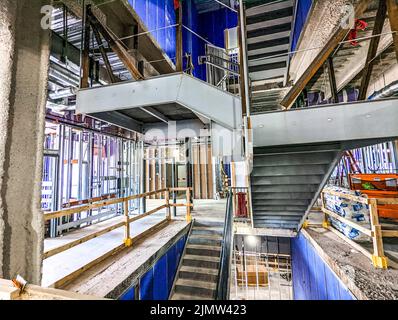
167,243,178,293
128,0,176,60
291,0,312,52
128,0,237,80
153,254,169,300
291,233,356,300
140,268,154,300
120,285,135,300
120,233,187,300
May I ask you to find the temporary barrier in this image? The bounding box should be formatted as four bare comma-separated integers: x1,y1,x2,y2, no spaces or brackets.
291,232,355,300
320,187,398,269
43,187,192,288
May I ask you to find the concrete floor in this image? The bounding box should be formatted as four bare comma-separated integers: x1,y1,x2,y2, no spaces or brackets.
41,199,227,297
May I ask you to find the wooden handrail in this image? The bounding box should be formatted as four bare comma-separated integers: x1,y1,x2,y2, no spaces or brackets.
42,188,193,261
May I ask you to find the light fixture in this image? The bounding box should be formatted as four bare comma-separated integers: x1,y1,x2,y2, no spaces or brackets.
246,235,259,246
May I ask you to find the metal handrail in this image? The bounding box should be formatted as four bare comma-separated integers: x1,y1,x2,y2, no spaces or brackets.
216,190,234,300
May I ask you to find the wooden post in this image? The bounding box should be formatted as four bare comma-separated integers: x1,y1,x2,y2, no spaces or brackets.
124,199,132,247
186,188,191,223
87,6,143,80
165,190,171,221
175,0,183,72
369,199,388,268
90,22,116,83
387,0,398,62
358,0,387,100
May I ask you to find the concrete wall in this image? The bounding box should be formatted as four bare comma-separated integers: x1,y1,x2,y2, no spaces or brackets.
291,233,355,300
0,0,50,284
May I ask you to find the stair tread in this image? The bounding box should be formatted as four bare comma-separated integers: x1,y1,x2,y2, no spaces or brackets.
180,265,219,275
186,244,222,251
171,293,209,300
193,226,223,232
176,278,217,290
189,233,223,240
184,254,221,262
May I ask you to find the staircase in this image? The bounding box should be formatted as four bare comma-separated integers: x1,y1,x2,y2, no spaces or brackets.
245,0,295,112
170,219,224,300
251,143,343,230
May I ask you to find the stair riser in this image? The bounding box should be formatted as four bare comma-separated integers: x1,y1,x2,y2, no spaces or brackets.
179,271,218,283
186,247,221,257
175,284,215,299
183,258,220,269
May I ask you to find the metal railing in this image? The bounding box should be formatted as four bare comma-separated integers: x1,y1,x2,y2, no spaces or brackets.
202,44,241,96
216,190,234,300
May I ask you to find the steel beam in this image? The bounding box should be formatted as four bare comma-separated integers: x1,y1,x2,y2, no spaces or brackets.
139,106,169,124
358,0,387,100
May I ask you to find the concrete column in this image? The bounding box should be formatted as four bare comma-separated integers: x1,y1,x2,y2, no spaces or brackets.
0,0,51,284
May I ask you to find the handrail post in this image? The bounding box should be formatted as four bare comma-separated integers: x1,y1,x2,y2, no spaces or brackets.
369,199,388,268
186,188,191,223
124,198,132,247
166,189,171,221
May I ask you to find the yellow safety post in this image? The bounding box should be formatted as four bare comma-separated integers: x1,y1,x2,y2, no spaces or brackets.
124,199,132,247
369,199,388,269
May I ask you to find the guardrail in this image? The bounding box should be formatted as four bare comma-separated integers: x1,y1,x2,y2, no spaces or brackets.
43,187,192,260
216,190,234,300
317,189,398,269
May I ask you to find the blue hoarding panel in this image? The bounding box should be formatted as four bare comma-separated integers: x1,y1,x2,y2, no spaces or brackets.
140,268,154,300
291,0,312,51
291,233,355,300
153,254,169,300
120,286,135,300
128,0,237,81
167,243,178,292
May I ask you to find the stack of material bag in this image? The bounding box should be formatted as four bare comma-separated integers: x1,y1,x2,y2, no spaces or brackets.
323,185,371,242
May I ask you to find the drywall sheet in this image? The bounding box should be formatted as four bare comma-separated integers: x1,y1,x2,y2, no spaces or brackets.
291,233,355,300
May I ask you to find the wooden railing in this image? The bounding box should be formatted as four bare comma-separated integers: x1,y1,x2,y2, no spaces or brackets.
43,187,192,260
318,189,398,269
